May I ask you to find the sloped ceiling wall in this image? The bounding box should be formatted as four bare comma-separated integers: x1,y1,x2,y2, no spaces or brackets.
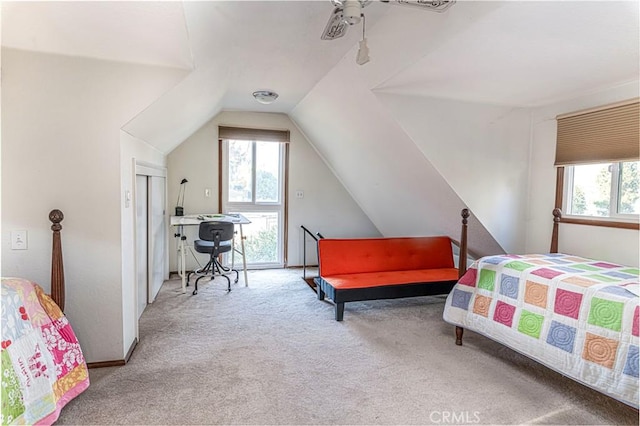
122,66,228,153
4,0,637,258
290,0,638,256
121,0,391,153
375,93,532,253
291,57,505,257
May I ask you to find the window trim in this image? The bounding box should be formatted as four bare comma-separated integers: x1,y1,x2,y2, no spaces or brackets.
555,166,640,230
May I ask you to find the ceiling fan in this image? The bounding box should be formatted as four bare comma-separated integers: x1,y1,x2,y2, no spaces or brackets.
321,0,456,41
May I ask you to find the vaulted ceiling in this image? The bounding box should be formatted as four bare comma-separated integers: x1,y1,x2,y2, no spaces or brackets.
2,0,638,256
3,1,638,153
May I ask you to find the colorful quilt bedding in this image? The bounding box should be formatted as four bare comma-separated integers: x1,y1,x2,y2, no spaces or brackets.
1,278,90,425
443,253,639,407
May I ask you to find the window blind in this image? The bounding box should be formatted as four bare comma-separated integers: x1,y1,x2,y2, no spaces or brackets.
555,98,639,166
218,126,290,143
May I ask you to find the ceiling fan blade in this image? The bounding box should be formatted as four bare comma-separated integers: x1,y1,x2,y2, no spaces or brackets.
390,0,456,13
321,7,349,40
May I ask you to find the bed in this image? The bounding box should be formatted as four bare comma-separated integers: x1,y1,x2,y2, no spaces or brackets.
443,209,639,408
1,210,90,425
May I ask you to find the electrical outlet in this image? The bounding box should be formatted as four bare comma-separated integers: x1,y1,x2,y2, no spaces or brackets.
11,230,27,250
296,190,304,199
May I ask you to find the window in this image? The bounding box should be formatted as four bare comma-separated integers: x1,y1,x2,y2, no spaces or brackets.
564,161,639,220
227,140,281,204
224,139,286,267
554,99,639,229
218,126,290,269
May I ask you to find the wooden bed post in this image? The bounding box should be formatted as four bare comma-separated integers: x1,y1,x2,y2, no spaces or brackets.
458,208,469,278
456,208,469,346
50,209,65,312
551,208,561,254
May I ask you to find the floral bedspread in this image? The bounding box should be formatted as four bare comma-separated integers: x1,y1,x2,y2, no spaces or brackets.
1,278,89,425
443,253,639,407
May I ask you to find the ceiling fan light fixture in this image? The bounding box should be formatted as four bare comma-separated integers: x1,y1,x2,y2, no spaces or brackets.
343,1,362,25
252,90,279,104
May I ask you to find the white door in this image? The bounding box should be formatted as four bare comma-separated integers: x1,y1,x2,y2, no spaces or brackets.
148,176,166,303
135,175,148,319
136,171,167,319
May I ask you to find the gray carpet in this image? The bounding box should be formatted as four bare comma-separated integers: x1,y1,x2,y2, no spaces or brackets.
57,269,638,425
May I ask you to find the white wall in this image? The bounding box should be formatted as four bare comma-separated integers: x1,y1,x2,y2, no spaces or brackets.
1,48,186,362
526,80,639,266
376,93,531,253
120,131,167,357
291,57,504,258
166,110,380,271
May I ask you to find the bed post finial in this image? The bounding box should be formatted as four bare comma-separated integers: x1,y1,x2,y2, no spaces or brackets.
50,209,65,312
551,208,562,254
459,209,469,278
461,208,469,223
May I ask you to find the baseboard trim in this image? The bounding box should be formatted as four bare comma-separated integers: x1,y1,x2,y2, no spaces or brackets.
87,360,125,369
171,267,319,276
87,338,138,369
124,337,138,363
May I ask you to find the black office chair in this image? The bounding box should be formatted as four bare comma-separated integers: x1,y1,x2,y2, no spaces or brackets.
187,221,239,295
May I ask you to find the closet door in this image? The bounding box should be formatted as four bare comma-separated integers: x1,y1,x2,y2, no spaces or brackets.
148,176,166,302
135,175,149,318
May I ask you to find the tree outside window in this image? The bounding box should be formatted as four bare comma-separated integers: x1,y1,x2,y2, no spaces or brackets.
567,161,639,218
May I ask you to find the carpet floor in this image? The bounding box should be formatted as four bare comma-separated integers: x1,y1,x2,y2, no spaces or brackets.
57,269,638,425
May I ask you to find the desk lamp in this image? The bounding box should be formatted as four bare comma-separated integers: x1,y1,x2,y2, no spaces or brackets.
175,178,188,216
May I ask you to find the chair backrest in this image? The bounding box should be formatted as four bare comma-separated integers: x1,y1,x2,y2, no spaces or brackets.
198,221,235,242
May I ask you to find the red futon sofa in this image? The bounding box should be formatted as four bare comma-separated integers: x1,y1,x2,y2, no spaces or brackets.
314,236,459,321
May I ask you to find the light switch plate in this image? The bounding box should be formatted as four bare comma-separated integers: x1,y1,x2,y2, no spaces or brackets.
11,230,27,250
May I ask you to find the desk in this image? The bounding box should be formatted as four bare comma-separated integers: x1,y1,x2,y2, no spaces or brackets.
171,214,251,293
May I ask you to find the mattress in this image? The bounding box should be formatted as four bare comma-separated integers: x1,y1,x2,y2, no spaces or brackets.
443,253,639,407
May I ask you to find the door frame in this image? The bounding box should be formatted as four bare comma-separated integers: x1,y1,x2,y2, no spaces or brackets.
133,161,168,338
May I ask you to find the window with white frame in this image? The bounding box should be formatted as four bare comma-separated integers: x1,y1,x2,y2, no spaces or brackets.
555,99,639,227
564,161,639,220
217,126,290,268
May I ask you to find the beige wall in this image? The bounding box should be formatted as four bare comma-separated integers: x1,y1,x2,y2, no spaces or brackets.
166,110,380,271
1,48,185,362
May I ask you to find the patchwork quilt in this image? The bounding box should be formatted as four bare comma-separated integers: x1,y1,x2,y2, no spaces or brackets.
1,278,90,425
443,253,639,407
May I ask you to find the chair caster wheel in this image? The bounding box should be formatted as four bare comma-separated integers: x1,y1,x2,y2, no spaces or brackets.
192,290,198,295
